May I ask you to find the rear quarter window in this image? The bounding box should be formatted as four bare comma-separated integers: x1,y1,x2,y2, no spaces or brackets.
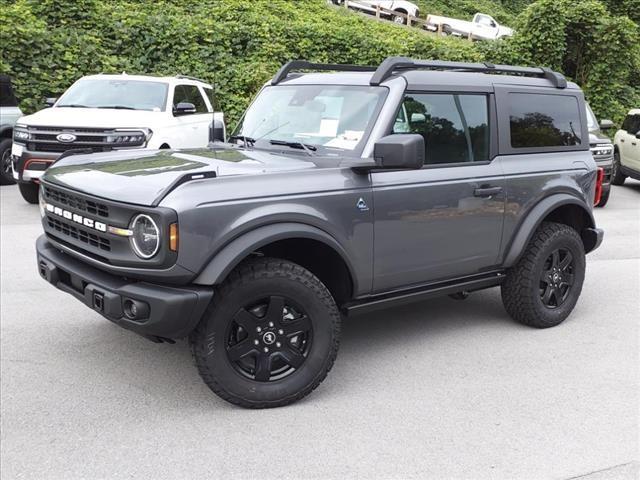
509,93,582,148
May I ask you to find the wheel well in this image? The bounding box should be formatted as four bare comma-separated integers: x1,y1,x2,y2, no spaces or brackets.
159,143,170,149
256,238,353,306
0,128,12,139
542,203,595,251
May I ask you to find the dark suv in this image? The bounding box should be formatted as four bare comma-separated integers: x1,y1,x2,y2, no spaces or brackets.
35,57,603,408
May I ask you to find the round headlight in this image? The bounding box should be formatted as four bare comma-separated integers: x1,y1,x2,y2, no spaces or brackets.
130,214,160,259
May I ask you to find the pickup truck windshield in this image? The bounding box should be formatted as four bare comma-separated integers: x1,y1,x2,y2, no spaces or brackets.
232,85,387,156
57,79,169,111
586,104,599,131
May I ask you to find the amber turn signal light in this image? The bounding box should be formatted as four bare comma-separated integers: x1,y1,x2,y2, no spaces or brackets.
169,223,179,251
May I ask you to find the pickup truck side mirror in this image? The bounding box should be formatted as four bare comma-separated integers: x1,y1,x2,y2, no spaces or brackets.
599,119,614,130
374,134,424,169
174,102,196,116
209,119,225,143
636,131,640,139
45,97,57,107
490,21,497,27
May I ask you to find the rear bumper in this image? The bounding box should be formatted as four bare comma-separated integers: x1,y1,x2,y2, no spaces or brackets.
583,227,604,253
36,235,213,340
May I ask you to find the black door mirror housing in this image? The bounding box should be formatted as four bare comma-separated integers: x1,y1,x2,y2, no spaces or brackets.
44,97,57,107
174,102,196,115
209,119,226,143
374,134,424,169
599,119,614,130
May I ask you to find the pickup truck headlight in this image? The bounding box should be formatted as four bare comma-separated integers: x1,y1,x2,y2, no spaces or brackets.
590,144,613,156
13,129,30,142
106,128,152,147
130,214,160,259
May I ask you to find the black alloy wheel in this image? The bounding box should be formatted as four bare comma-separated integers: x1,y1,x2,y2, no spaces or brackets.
226,296,313,382
0,138,16,185
539,248,574,309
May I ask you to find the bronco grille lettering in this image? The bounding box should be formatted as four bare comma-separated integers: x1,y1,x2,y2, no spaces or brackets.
45,203,108,233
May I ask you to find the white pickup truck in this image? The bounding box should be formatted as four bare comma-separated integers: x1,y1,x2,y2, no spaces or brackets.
426,13,513,40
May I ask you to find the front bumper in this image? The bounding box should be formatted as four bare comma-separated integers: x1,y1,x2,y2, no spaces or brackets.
36,235,213,340
12,147,58,183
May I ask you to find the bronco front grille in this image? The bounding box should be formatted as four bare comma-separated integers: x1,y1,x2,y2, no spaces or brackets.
43,186,110,218
47,216,111,251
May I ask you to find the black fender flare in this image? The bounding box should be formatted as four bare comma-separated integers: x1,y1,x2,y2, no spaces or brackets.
502,193,596,267
192,222,358,290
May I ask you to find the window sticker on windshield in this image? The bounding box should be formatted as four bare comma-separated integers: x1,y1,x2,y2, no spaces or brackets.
324,130,364,150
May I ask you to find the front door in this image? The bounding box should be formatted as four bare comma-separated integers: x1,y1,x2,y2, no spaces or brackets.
371,92,505,292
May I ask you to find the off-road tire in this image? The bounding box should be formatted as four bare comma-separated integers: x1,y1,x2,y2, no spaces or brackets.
501,221,585,328
18,182,39,204
611,150,626,186
0,138,16,185
189,257,341,408
595,188,610,208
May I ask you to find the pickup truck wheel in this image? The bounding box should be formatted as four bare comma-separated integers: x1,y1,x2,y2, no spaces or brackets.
501,222,585,328
0,138,16,185
611,150,626,186
595,187,610,208
189,257,340,408
18,182,39,204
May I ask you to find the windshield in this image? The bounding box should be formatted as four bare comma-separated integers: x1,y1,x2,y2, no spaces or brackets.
57,79,169,111
585,104,599,131
232,85,387,156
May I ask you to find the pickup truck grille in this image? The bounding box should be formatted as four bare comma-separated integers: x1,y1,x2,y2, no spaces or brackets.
24,125,145,155
43,185,110,218
47,217,111,251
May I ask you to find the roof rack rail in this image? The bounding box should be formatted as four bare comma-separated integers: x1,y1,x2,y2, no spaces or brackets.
271,60,377,85
369,56,567,88
175,74,210,84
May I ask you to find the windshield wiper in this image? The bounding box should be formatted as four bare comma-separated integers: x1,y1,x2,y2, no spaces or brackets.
228,135,256,148
58,104,90,108
269,139,317,156
97,105,137,110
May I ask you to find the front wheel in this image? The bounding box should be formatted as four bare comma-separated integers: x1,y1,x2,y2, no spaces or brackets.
0,138,16,185
18,182,39,204
393,11,407,24
190,257,340,408
611,150,626,186
501,222,585,328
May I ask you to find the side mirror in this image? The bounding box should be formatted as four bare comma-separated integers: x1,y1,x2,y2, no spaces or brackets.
374,134,424,169
599,119,614,130
45,97,57,107
174,102,196,116
209,119,225,143
490,21,497,27
636,132,640,139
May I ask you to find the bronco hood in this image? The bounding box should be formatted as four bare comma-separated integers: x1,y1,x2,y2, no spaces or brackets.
42,146,319,206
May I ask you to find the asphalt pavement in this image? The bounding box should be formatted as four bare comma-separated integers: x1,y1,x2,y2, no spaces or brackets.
1,181,639,480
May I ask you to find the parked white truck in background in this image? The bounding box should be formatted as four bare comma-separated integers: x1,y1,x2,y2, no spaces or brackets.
11,73,224,203
426,13,513,40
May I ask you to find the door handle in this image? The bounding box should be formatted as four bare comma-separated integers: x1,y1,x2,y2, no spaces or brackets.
620,139,625,143
474,186,502,197
632,142,637,146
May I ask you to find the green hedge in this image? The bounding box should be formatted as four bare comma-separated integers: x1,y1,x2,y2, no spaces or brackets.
1,0,637,128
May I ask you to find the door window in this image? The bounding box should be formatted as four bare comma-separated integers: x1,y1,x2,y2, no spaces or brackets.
203,87,217,112
622,114,640,134
392,93,490,164
173,85,208,113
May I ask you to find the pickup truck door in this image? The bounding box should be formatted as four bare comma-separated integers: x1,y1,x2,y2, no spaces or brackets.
370,92,505,292
620,114,640,171
472,14,498,39
170,84,213,148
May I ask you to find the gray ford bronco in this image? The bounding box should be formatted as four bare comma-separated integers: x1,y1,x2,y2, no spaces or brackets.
36,57,604,408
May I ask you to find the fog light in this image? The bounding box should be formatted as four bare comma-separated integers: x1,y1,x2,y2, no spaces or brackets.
123,299,150,320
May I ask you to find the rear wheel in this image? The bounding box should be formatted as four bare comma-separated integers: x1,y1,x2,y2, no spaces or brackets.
611,150,626,186
0,138,15,185
501,222,585,328
190,257,340,408
18,182,39,204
